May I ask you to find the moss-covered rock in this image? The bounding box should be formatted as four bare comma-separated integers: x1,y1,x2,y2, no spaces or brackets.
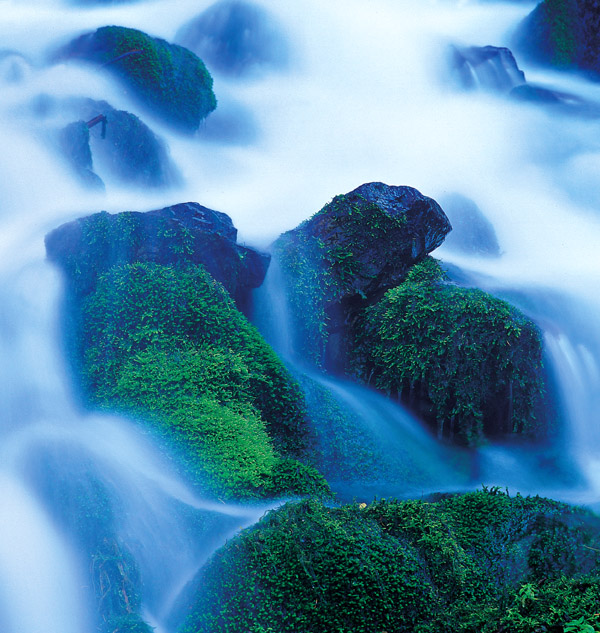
514,0,600,76
352,258,545,444
79,261,328,498
45,202,269,310
180,490,600,633
56,26,216,132
273,182,451,367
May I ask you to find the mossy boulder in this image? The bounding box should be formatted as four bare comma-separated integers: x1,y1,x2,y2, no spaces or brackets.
56,26,216,132
78,262,328,498
45,202,269,310
273,182,451,367
175,0,288,76
180,490,600,633
352,258,545,444
514,0,600,76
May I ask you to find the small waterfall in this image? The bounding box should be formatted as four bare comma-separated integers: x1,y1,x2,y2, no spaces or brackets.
0,262,270,632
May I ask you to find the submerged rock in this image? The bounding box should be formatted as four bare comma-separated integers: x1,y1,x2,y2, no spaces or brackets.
0,50,31,83
58,101,178,188
352,258,545,444
90,104,178,187
438,193,500,256
57,120,105,189
273,182,451,366
176,0,288,76
513,0,600,77
55,26,216,132
182,492,600,633
45,202,269,309
450,44,526,92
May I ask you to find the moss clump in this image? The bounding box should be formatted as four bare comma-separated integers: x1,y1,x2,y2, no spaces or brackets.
353,258,545,444
66,26,216,131
181,490,600,633
80,262,329,498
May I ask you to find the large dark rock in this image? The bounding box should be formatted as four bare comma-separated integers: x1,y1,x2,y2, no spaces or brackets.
450,45,526,92
513,0,600,77
273,182,451,367
175,0,288,76
438,193,500,257
45,202,269,309
54,26,216,132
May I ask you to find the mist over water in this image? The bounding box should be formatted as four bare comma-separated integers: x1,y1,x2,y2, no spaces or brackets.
2,0,600,630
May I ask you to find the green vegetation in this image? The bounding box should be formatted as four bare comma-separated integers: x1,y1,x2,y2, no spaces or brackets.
80,262,328,498
353,258,545,444
181,489,600,633
79,26,216,131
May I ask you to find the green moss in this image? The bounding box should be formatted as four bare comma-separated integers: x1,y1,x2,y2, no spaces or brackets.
81,26,216,131
353,258,545,444
181,490,600,633
80,262,328,498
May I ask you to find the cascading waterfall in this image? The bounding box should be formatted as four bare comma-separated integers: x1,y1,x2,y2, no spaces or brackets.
3,0,600,630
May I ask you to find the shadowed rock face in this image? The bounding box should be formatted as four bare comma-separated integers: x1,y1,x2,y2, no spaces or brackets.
45,202,269,311
273,182,452,367
175,0,288,76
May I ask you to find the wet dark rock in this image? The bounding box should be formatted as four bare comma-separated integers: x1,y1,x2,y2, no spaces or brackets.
175,0,288,76
273,182,451,367
450,44,526,92
45,202,269,309
438,193,500,257
54,26,216,132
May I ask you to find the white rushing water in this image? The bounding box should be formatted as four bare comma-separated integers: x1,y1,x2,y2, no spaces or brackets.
2,0,600,630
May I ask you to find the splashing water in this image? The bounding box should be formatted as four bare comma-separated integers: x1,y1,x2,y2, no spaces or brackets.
2,0,600,629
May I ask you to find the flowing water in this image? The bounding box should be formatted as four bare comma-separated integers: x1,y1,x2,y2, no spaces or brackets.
2,0,600,630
